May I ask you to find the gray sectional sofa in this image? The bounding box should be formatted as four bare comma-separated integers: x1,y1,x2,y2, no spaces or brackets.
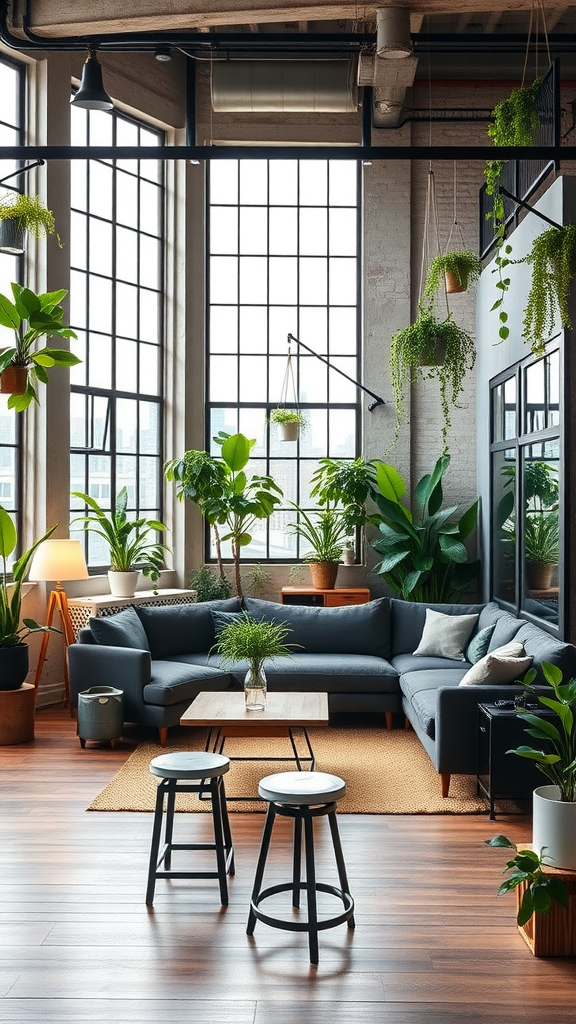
68,594,576,796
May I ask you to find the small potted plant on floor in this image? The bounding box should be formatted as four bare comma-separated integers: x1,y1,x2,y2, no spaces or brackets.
213,611,296,710
0,283,79,409
269,408,307,442
423,250,481,296
0,505,60,691
288,503,349,590
70,487,170,598
0,193,60,255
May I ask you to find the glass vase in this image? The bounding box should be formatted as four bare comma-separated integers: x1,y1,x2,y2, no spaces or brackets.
244,665,267,711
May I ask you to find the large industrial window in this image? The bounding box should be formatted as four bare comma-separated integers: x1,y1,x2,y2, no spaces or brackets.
68,104,165,568
207,158,361,561
490,346,561,630
0,55,25,546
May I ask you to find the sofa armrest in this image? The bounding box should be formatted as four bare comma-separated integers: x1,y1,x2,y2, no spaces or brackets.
68,644,151,721
434,684,540,775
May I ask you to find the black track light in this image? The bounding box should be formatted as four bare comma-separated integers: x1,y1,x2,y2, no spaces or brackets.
71,47,113,111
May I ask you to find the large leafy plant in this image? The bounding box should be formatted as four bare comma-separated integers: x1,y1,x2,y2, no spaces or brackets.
0,505,59,648
165,432,282,597
310,457,377,533
0,283,79,411
370,454,480,602
510,661,576,803
288,503,349,563
486,835,569,926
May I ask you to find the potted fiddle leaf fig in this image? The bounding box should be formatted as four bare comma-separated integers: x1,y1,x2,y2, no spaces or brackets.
0,193,60,255
0,505,60,691
0,283,79,411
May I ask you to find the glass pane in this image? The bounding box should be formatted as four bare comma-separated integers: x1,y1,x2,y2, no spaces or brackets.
115,169,139,228
548,349,560,427
116,227,138,284
269,257,297,305
300,354,327,403
329,357,358,403
492,448,517,605
116,338,138,392
299,258,327,305
269,208,297,255
116,282,138,339
240,207,267,255
210,356,238,402
492,377,518,443
329,257,357,305
211,306,238,353
329,208,357,255
139,342,160,395
88,335,112,390
299,307,327,353
70,269,87,329
240,161,268,205
210,161,238,205
239,355,267,402
329,161,357,206
269,509,298,559
70,393,87,448
116,455,137,507
139,456,160,511
0,62,18,124
300,161,327,205
210,206,238,254
140,181,160,235
269,460,297,504
89,110,113,148
300,409,328,457
88,276,112,334
139,402,159,454
525,358,545,433
88,217,113,277
88,162,113,221
139,290,160,344
239,256,267,304
139,235,160,290
210,407,238,448
269,161,297,205
329,306,356,354
70,211,87,270
210,256,238,304
115,117,138,175
71,106,87,146
300,208,327,255
239,306,267,353
70,160,88,212
239,408,267,455
269,307,297,354
299,461,322,508
522,441,560,624
329,409,356,457
116,398,138,451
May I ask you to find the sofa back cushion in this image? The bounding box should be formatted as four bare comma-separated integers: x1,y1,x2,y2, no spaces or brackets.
390,599,485,656
514,623,576,683
136,598,242,658
487,614,527,652
412,608,479,661
90,606,150,651
244,597,391,658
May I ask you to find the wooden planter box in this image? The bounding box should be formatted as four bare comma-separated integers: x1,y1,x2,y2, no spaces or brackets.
516,863,576,956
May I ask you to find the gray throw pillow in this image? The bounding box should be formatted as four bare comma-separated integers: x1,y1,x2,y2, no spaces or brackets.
210,610,244,636
466,624,496,665
90,606,150,651
413,607,479,662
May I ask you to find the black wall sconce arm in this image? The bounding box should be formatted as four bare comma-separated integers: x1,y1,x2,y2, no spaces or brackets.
287,333,385,411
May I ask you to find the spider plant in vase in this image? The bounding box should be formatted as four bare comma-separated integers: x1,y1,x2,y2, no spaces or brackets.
212,611,297,711
288,503,349,590
423,250,481,296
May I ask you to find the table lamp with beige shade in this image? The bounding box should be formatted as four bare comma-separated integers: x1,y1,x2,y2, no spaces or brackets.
28,539,89,701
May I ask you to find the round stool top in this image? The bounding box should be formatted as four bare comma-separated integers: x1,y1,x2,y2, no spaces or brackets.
258,771,346,805
149,751,230,780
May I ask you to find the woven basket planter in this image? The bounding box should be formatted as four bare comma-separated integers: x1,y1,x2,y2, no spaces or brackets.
308,561,339,590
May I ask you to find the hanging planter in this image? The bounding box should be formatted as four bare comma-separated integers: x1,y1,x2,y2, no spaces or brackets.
424,251,481,298
0,193,61,255
269,407,306,442
521,223,576,357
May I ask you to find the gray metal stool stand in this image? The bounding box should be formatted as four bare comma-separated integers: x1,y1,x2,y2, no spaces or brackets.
146,752,235,907
247,771,355,964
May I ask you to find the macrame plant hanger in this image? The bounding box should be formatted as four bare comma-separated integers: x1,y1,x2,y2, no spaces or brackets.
275,339,301,441
419,165,447,316
444,161,468,294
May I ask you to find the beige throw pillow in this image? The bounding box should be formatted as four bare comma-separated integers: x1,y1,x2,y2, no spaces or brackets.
412,608,479,662
458,641,533,687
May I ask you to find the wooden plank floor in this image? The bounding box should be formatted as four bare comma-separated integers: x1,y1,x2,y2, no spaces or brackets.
1,707,575,1023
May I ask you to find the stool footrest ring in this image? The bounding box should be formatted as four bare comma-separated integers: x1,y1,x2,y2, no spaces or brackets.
250,881,355,934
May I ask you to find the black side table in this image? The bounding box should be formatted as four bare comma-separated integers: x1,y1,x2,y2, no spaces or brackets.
477,703,554,820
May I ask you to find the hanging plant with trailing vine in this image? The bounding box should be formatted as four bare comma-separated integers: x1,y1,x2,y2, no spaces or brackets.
423,250,481,299
522,223,576,357
389,304,476,455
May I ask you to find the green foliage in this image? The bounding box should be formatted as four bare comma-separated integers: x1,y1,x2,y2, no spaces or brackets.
499,460,559,565
522,225,576,357
485,834,569,927
485,77,542,209
70,487,169,576
243,563,272,597
0,283,79,411
189,565,233,602
0,193,60,243
524,510,559,564
423,250,481,299
165,432,283,597
0,506,60,648
510,661,576,802
310,457,377,532
389,305,476,455
269,408,307,427
288,503,349,563
212,612,297,674
369,454,480,602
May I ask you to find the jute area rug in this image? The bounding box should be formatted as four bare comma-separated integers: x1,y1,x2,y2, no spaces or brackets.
88,727,511,815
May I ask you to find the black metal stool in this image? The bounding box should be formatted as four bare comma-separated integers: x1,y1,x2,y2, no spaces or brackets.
247,770,355,964
146,751,234,906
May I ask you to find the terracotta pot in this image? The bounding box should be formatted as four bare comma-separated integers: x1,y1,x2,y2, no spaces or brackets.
308,561,339,590
0,365,28,395
525,561,555,591
445,267,467,294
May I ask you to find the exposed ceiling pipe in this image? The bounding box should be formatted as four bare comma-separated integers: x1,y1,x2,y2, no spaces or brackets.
358,6,417,128
211,59,358,113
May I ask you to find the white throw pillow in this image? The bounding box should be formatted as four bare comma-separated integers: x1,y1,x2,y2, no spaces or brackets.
458,641,533,686
412,607,479,662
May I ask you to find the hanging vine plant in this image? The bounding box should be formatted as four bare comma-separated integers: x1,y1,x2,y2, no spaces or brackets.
485,77,542,213
423,250,481,299
522,223,576,357
389,304,476,454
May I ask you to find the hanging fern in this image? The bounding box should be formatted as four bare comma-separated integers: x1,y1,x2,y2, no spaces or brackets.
522,224,576,357
389,304,476,455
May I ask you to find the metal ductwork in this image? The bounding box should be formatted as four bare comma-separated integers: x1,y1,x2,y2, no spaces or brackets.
211,59,358,113
358,6,418,127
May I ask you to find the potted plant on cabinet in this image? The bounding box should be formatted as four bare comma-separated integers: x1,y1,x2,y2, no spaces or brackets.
0,283,79,410
70,487,170,598
212,611,296,711
423,250,481,296
0,193,60,255
389,304,476,455
0,505,60,691
288,503,349,590
524,509,559,591
269,408,307,442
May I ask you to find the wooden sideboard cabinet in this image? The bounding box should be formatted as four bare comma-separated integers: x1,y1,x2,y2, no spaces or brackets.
67,589,197,640
280,586,371,607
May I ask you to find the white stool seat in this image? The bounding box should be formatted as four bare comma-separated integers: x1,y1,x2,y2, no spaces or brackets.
258,770,346,805
150,751,230,781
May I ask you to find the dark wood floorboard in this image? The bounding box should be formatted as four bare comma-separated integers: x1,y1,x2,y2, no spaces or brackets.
1,708,575,1022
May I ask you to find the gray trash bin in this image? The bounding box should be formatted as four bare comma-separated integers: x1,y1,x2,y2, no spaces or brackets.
77,686,124,748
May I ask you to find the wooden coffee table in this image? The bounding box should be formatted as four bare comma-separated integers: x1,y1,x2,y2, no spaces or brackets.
180,691,329,797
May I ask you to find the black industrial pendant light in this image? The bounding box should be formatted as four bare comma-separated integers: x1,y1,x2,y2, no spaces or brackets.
71,46,113,110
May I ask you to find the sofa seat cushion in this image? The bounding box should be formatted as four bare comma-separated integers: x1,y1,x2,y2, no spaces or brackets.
392,653,472,674
400,669,467,738
245,597,391,658
136,598,242,658
143,661,232,706
176,651,399,694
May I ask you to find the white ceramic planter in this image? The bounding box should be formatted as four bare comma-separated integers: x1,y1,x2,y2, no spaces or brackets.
277,421,299,442
341,548,355,566
533,784,576,870
108,570,140,598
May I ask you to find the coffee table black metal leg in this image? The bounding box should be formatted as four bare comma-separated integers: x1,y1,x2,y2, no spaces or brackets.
304,810,319,964
328,809,355,929
292,814,302,908
247,803,276,935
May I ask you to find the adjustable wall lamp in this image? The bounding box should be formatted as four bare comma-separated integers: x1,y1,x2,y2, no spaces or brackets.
287,333,385,411
71,46,113,111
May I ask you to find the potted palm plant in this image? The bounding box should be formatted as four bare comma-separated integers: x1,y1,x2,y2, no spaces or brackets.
0,283,79,410
0,505,60,691
268,408,307,442
0,193,60,255
70,487,170,598
423,250,481,296
524,509,559,591
213,611,296,710
288,503,349,590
